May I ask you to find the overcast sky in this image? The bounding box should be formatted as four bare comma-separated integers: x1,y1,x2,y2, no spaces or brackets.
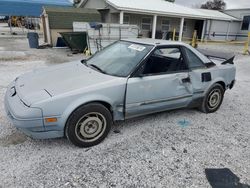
175,0,250,9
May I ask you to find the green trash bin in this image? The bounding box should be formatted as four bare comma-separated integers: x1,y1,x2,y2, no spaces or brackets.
60,32,88,53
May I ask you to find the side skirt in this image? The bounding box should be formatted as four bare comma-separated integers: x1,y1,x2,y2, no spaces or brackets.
187,97,204,108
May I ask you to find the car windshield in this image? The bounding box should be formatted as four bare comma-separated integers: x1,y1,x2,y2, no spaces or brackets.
85,41,153,77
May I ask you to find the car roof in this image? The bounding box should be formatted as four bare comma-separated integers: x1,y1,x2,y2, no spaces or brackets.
122,38,211,63
122,38,188,47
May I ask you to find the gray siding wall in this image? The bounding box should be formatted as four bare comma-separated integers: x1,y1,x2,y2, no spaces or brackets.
225,9,250,20
205,20,243,41
110,13,119,23
224,9,250,40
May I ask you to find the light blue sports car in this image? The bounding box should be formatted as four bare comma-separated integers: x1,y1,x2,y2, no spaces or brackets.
4,39,236,147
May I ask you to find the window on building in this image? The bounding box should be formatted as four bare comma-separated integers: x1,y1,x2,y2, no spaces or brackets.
241,16,250,30
124,15,130,25
175,21,187,33
162,20,170,32
141,18,152,31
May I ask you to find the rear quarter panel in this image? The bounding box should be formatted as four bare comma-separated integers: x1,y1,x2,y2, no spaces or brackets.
208,64,236,91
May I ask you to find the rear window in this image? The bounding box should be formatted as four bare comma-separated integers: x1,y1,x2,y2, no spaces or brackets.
184,47,206,69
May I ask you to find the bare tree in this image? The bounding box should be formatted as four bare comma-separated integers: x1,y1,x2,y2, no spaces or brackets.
201,0,226,10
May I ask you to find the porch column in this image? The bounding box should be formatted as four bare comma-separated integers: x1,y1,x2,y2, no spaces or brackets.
119,11,124,24
152,15,157,39
226,21,231,40
44,14,51,45
201,20,206,42
179,17,184,41
208,19,212,40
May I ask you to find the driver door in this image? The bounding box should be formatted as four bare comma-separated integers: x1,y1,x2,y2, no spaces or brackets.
125,46,193,119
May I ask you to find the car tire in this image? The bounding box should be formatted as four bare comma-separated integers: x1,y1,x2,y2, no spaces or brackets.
199,83,225,113
65,103,112,147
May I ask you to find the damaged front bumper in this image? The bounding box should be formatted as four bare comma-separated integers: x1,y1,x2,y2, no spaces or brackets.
4,82,64,139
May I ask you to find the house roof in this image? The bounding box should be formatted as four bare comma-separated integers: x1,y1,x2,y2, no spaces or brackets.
196,9,239,21
106,0,239,21
43,6,101,29
225,8,250,11
44,6,99,14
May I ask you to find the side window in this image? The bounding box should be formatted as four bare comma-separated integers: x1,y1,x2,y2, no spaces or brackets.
142,47,188,75
184,47,206,69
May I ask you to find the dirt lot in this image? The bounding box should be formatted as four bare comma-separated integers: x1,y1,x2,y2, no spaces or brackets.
0,34,249,187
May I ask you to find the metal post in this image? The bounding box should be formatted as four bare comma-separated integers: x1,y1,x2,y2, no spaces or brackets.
28,16,30,33
192,30,197,48
243,32,250,55
152,15,157,39
9,15,13,35
173,28,176,41
226,21,231,41
119,26,121,40
179,17,184,41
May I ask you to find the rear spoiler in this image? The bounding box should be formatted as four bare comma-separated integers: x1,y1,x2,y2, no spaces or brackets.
198,49,235,65
221,56,235,65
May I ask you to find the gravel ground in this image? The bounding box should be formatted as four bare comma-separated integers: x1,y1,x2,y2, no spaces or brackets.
0,36,249,188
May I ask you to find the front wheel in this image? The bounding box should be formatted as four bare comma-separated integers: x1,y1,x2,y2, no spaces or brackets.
65,103,112,147
199,84,225,113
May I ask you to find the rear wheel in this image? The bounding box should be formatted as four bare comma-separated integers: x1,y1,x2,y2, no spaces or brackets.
65,103,112,147
199,83,225,113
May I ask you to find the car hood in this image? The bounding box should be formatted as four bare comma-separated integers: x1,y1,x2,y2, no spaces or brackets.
15,61,118,106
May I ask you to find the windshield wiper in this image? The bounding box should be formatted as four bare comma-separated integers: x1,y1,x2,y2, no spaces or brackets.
88,64,106,74
81,60,106,74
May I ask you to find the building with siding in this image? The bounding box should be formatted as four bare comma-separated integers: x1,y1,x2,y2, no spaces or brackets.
76,0,239,41
224,8,250,40
41,6,101,46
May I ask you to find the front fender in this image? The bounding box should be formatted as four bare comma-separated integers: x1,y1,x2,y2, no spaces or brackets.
58,94,124,131
61,94,113,122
